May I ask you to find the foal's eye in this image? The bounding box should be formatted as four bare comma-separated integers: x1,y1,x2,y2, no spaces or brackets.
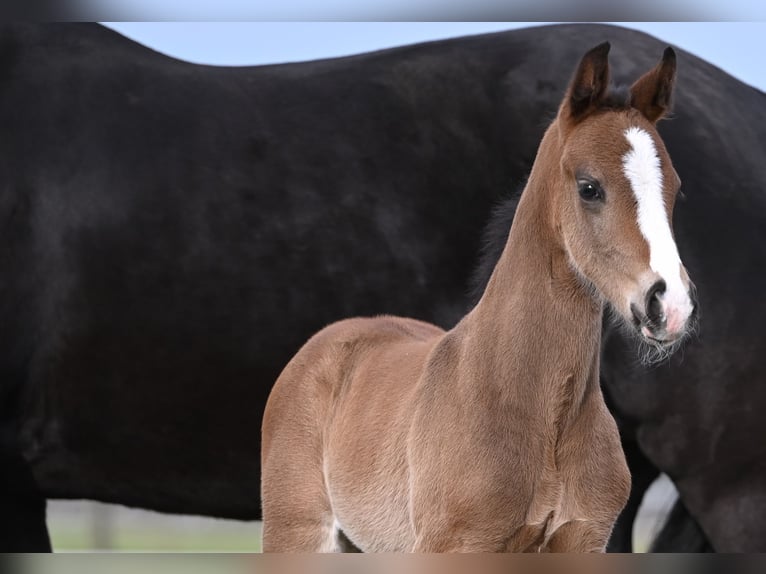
577,180,604,202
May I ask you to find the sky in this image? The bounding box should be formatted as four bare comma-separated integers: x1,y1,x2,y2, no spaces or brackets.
100,22,766,93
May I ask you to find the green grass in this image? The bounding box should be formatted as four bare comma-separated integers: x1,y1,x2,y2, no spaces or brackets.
49,527,262,552
47,501,262,552
13,555,256,574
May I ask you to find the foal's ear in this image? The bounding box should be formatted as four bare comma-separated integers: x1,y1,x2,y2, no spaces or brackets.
630,47,676,123
562,41,611,122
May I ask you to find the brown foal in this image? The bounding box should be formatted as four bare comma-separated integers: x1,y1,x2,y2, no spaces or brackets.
261,42,697,552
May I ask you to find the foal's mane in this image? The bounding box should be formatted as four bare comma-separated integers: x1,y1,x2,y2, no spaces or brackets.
468,186,523,308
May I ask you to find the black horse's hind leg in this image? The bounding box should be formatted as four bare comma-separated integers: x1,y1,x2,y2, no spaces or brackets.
650,498,714,552
0,448,51,552
606,439,659,552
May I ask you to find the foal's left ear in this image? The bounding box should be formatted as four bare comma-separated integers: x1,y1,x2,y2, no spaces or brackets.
562,41,611,122
630,47,677,123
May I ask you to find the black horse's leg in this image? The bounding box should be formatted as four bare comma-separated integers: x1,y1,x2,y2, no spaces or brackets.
650,498,714,552
606,438,659,552
0,447,51,552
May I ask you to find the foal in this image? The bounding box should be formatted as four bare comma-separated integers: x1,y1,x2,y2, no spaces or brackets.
261,43,697,553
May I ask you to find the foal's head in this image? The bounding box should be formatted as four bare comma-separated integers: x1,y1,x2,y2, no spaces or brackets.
549,42,697,356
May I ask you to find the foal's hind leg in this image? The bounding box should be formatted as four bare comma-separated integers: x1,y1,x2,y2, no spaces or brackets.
261,505,340,552
261,416,346,553
261,362,342,552
261,449,341,552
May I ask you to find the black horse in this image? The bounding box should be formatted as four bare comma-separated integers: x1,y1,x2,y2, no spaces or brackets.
1,23,763,552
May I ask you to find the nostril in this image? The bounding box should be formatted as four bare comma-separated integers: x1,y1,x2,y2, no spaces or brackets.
645,280,666,326
647,279,666,301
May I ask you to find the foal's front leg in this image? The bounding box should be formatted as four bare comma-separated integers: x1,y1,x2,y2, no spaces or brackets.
544,520,613,553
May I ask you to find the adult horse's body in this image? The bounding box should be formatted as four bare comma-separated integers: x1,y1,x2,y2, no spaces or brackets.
261,43,694,553
0,23,763,551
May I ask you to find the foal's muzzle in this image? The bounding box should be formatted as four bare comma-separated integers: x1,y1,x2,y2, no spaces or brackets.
631,279,698,345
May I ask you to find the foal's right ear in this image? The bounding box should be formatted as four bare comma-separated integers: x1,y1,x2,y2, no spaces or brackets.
562,42,611,122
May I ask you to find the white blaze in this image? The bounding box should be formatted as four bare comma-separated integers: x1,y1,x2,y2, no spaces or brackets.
622,126,693,332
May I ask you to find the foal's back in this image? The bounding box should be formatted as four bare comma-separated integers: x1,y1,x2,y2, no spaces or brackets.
261,315,443,552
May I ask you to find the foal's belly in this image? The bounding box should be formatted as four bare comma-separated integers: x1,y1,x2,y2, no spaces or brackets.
325,448,415,552
323,387,419,551
331,485,414,552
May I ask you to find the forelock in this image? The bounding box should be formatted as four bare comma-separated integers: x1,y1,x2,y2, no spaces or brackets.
599,84,632,111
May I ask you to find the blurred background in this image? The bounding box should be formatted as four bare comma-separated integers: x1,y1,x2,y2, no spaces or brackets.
41,21,764,552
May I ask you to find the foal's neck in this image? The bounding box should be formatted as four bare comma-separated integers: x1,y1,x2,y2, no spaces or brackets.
456,128,603,418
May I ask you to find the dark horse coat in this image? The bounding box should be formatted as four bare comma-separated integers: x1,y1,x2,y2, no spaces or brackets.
1,23,763,552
